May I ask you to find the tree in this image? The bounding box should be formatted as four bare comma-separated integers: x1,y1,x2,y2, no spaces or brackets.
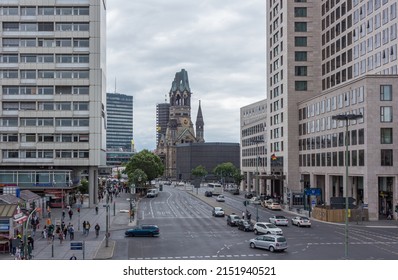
124,149,164,185
212,162,238,184
232,169,244,186
129,169,147,189
191,165,208,178
79,179,89,194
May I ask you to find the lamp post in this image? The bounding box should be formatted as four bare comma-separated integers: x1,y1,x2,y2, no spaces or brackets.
332,113,363,259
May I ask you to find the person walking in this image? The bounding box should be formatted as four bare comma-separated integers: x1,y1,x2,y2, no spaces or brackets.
62,210,66,221
85,221,91,236
95,223,100,238
82,221,86,235
27,235,34,250
242,211,245,220
68,225,75,240
68,209,73,220
95,205,98,215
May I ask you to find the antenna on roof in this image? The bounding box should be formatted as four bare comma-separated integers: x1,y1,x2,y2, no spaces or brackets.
165,94,167,102
114,77,117,93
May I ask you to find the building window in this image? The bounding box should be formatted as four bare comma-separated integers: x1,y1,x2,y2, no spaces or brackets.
380,106,393,122
295,51,307,61
295,22,307,32
295,81,307,91
358,149,365,166
380,85,392,101
295,66,307,76
295,36,307,46
381,128,393,144
352,150,358,166
381,149,393,166
358,128,365,145
294,7,307,17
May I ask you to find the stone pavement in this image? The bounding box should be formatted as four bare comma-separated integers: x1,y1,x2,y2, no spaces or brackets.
0,191,136,260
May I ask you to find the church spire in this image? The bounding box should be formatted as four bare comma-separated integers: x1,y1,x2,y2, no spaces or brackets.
196,100,204,143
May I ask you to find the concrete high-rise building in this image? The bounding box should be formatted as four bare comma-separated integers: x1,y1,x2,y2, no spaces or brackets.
266,0,398,220
156,102,170,146
0,1,107,206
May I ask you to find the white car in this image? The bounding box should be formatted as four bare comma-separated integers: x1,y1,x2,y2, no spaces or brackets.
253,222,283,235
212,207,225,217
291,216,311,227
268,215,289,226
269,202,282,210
250,197,261,205
216,195,225,202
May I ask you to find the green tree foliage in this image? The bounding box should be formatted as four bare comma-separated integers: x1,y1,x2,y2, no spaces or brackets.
213,162,242,184
129,169,148,188
191,165,208,178
79,179,89,194
124,149,164,185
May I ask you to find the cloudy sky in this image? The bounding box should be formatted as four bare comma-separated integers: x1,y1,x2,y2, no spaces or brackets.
106,0,266,151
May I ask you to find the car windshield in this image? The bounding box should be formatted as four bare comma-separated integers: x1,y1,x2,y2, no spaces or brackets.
215,207,223,211
301,218,309,221
277,237,286,242
266,224,277,228
276,216,285,219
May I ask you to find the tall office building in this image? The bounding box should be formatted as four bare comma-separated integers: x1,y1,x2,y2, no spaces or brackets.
106,92,134,166
156,102,170,146
0,1,107,206
106,92,133,151
267,0,398,220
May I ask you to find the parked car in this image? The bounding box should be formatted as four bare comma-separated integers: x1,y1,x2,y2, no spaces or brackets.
125,225,159,237
227,214,241,226
216,195,225,202
237,220,254,232
269,202,282,210
249,234,287,252
269,215,289,226
244,192,254,199
204,191,213,197
253,222,283,235
212,207,225,217
250,197,261,205
291,216,311,227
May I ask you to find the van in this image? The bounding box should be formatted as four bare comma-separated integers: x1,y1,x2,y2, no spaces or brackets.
146,188,159,198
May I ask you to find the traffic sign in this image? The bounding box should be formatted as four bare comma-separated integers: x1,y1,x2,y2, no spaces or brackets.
70,241,83,250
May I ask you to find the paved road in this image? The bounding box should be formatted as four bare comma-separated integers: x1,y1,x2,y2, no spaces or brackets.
117,184,398,260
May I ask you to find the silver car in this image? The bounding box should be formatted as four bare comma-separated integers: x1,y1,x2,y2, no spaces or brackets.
253,222,283,235
269,215,289,226
249,234,287,252
291,216,311,227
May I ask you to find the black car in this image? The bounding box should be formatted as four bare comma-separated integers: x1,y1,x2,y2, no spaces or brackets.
237,220,254,232
244,193,254,199
205,191,213,197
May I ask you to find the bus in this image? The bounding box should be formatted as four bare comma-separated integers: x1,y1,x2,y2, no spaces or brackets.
207,183,222,195
44,190,67,208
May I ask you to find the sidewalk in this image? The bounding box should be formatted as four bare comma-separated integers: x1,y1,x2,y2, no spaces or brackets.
0,191,137,260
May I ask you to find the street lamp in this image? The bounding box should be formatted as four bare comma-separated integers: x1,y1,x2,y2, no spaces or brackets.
332,113,363,259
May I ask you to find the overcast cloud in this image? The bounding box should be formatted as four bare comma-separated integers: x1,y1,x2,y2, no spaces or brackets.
106,0,265,151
